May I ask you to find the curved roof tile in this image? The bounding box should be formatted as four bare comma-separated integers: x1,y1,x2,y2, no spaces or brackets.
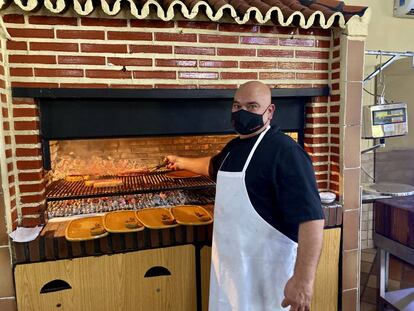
0,0,368,28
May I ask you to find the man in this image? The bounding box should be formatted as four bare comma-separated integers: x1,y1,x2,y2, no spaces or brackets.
166,81,324,311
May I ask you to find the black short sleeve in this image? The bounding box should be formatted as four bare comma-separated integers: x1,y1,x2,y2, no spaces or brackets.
276,145,324,224
209,140,235,181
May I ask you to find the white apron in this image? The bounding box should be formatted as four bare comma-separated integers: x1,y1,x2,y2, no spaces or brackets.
208,126,298,311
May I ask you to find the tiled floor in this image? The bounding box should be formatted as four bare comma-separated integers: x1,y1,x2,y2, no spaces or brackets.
360,248,414,310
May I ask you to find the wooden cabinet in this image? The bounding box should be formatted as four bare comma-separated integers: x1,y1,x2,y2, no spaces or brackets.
15,245,196,311
200,228,341,311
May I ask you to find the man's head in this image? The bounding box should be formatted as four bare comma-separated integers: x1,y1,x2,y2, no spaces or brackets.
232,81,275,138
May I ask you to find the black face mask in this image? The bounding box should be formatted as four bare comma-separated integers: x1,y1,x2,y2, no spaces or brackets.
231,106,270,135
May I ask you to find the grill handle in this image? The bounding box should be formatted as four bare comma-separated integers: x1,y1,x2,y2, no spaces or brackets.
40,279,72,294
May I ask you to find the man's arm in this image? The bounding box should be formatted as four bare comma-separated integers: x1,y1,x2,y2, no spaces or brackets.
282,219,324,311
165,155,211,177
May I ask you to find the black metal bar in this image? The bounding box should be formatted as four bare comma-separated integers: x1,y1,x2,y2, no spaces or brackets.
12,87,330,99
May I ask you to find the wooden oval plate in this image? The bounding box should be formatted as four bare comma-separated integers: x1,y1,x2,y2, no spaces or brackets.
103,210,144,233
135,208,179,229
65,216,108,241
165,170,201,179
171,205,213,226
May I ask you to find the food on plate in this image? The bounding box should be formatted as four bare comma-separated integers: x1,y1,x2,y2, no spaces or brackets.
90,224,105,236
125,217,139,229
161,213,175,225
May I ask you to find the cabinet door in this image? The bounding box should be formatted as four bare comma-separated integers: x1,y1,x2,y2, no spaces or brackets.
200,229,341,311
311,228,341,311
15,245,196,311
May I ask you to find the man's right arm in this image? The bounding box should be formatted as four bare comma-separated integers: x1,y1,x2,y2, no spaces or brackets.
165,155,211,177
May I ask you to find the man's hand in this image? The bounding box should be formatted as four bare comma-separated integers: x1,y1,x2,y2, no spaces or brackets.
165,155,182,170
281,275,313,311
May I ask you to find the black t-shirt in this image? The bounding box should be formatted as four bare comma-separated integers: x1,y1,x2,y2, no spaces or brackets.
209,126,324,242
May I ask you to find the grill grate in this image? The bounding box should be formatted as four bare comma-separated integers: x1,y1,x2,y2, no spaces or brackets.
46,172,216,201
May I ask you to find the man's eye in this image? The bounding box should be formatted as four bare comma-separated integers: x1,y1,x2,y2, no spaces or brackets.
233,104,241,109
248,104,258,110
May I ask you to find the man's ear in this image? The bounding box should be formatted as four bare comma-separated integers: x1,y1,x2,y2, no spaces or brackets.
268,103,275,120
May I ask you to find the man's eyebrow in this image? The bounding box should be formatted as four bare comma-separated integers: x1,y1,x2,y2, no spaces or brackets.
246,101,259,105
233,100,240,104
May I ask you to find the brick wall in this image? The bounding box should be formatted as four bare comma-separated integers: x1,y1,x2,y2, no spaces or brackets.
0,14,337,227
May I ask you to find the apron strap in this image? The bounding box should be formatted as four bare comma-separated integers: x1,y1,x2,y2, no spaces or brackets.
242,125,271,173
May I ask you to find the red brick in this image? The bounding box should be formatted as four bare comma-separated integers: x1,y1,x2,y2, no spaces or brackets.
314,63,329,70
19,183,45,193
9,186,15,197
11,208,18,223
155,32,197,42
298,28,331,37
4,136,11,144
9,55,56,64
334,38,340,46
8,174,14,184
219,24,259,33
29,16,77,25
330,137,340,144
156,59,196,67
155,84,197,89
305,127,329,135
17,160,42,170
177,21,217,30
330,154,340,163
34,68,84,78
57,30,105,40
311,155,329,163
21,206,43,216
1,94,7,103
16,148,41,157
2,108,8,118
258,49,294,58
8,28,54,38
14,121,39,130
5,149,12,158
306,106,327,114
333,50,340,58
10,68,33,77
30,42,78,52
218,48,255,57
22,217,44,227
331,146,340,154
0,80,4,89
313,164,329,172
330,105,340,113
331,83,340,91
330,94,340,102
175,46,215,56
3,121,9,130
332,62,340,70
199,60,238,68
280,38,314,47
332,72,340,80
3,14,25,23
12,98,35,105
330,116,339,124
307,116,328,124
109,84,153,89
199,34,239,44
260,26,297,35
60,83,108,88
178,72,218,80
296,73,329,80
86,69,132,79
259,72,295,80
295,50,330,59
18,171,44,182
81,18,127,27
221,72,258,80
279,62,313,70
240,36,278,45
331,127,340,135
130,45,172,54
58,55,105,65
108,31,152,41
108,57,152,66
199,84,238,89
7,162,13,172
240,61,277,69
131,20,174,28
81,43,127,53
133,71,176,79
7,41,27,51
15,135,40,144
315,40,330,48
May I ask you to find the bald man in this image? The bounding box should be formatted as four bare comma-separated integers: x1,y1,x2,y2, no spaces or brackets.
167,81,324,311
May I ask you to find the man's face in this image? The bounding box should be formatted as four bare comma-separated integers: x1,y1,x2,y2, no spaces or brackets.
232,84,274,125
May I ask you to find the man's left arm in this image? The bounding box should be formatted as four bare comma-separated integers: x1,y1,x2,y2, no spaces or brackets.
282,219,324,311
